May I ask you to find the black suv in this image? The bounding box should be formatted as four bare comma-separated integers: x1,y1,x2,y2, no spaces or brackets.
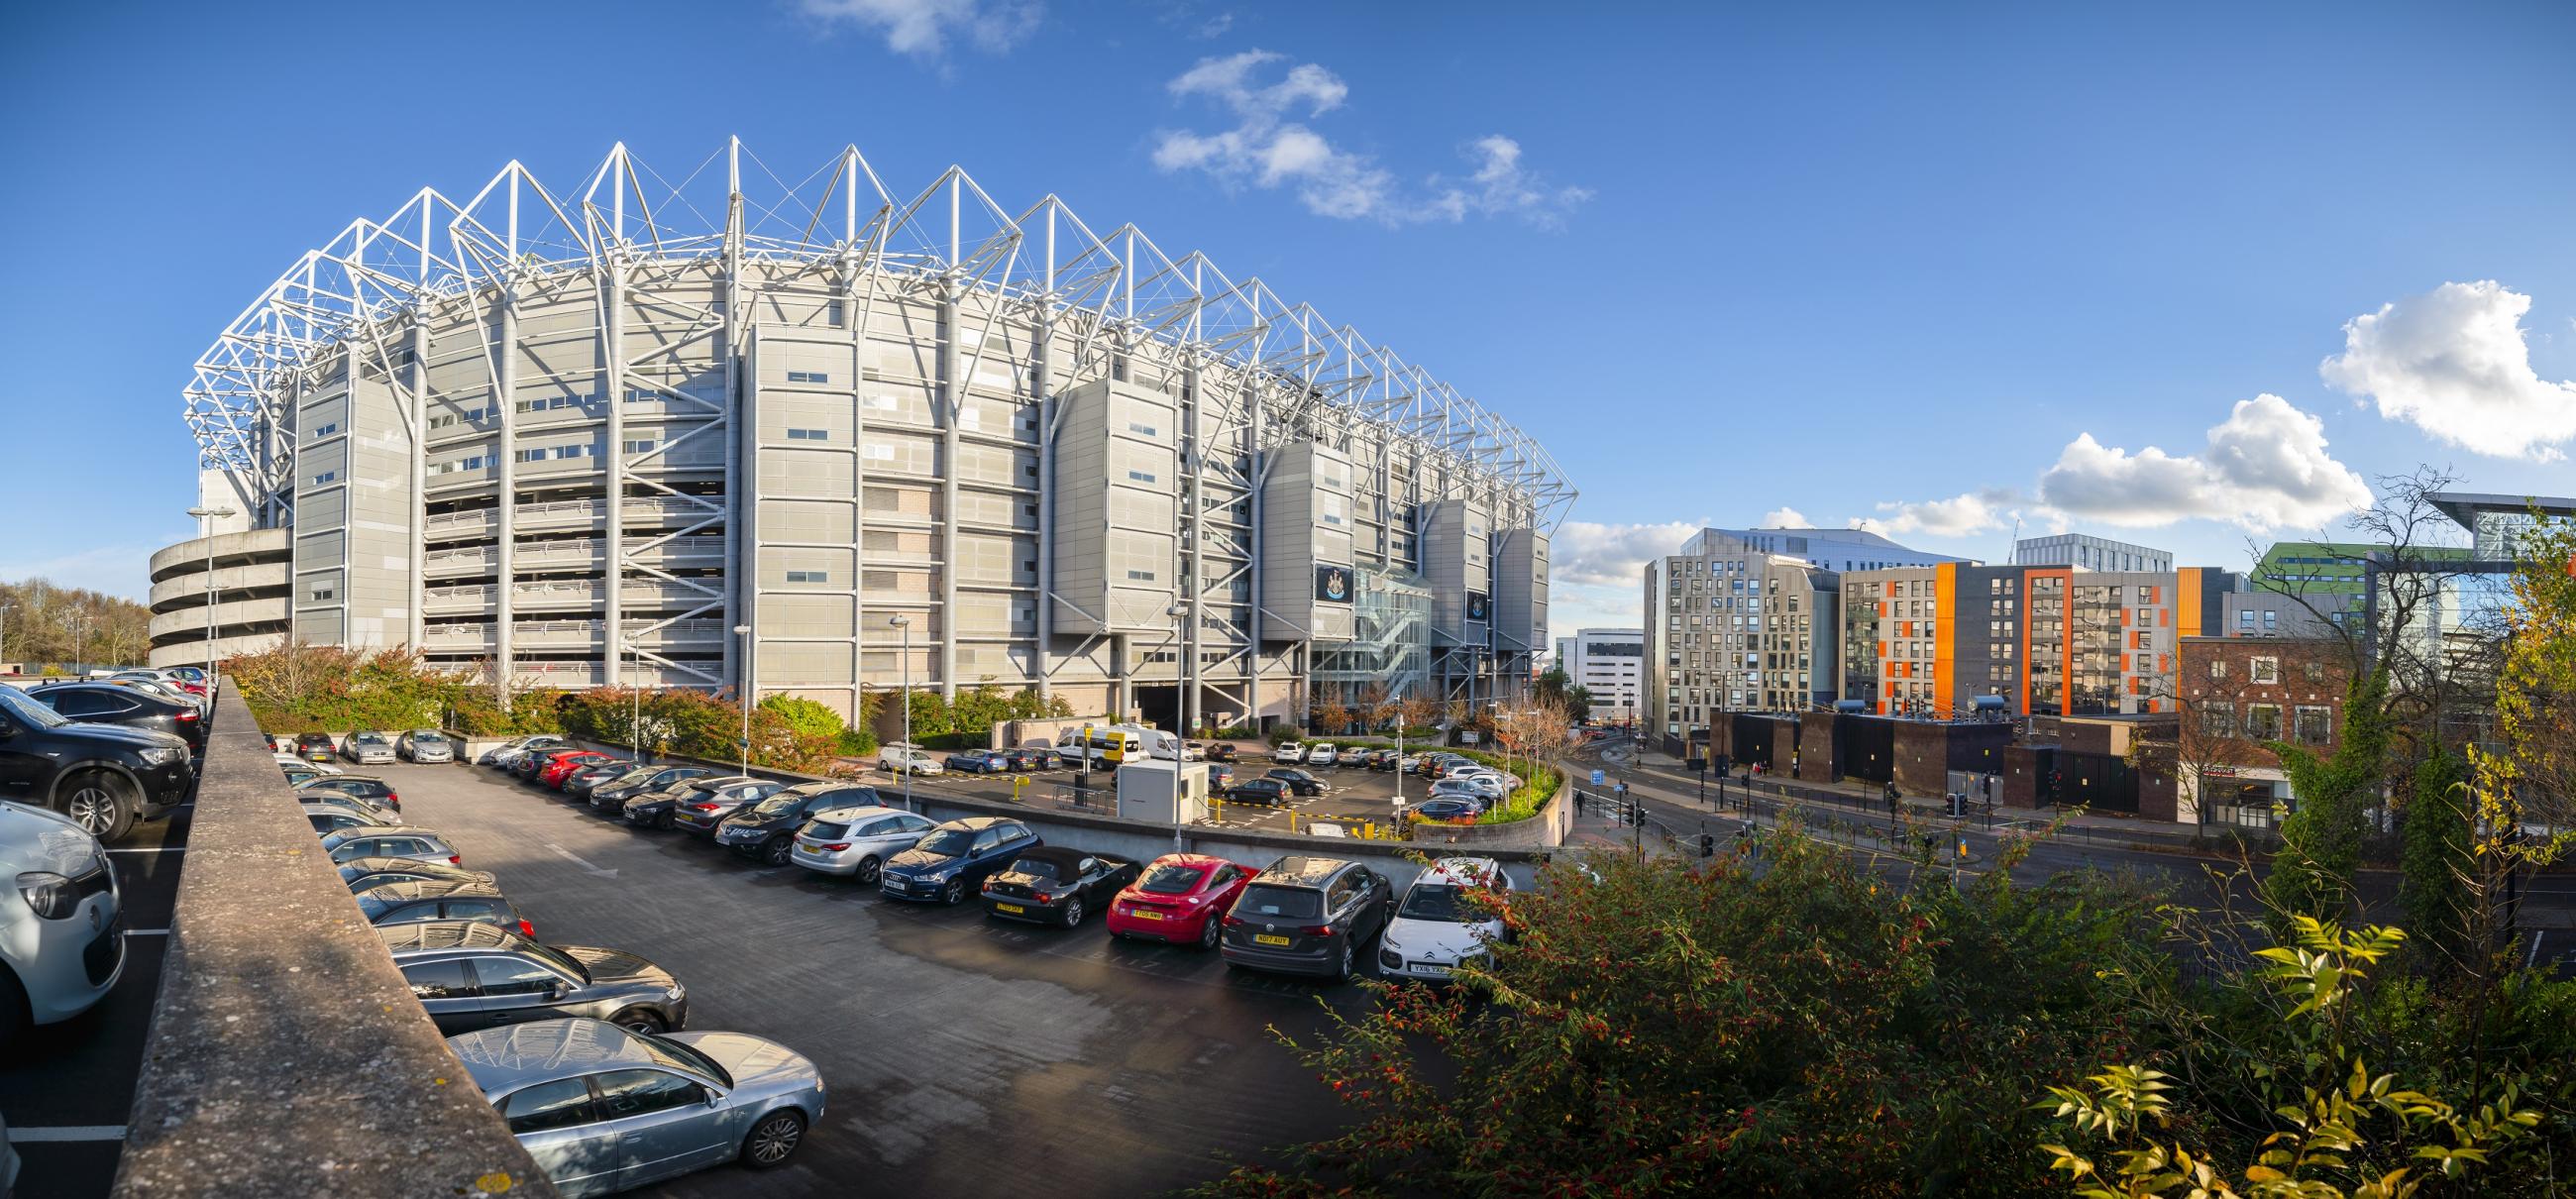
1219,855,1394,981
712,781,885,865
24,682,206,754
379,921,691,1036
590,765,715,815
0,684,193,840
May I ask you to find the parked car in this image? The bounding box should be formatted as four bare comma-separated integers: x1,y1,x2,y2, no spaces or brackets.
1271,741,1305,764
384,922,688,1036
447,1017,822,1196
591,766,716,814
1219,854,1394,980
980,845,1141,927
562,763,635,800
1394,753,1422,773
479,734,569,769
294,774,401,815
539,752,619,790
1205,763,1234,790
519,748,595,784
343,732,397,766
879,817,1040,905
1105,852,1253,949
1432,776,1505,805
877,745,944,777
320,826,466,867
942,749,1010,775
1224,778,1291,806
0,684,194,841
336,856,494,894
397,729,456,763
296,732,341,763
712,782,882,865
0,800,123,1045
23,682,206,754
1261,768,1326,797
997,746,1056,772
788,806,938,884
1378,856,1515,982
669,778,786,837
280,764,332,788
1404,798,1486,823
628,777,768,832
354,879,535,938
303,800,398,835
275,752,343,776
1204,741,1238,762
1307,743,1341,768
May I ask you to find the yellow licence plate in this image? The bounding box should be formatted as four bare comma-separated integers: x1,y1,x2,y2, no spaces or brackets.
1254,933,1291,946
995,903,1025,914
1131,910,1163,921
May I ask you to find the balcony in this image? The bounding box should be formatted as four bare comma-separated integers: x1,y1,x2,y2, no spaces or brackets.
423,584,497,614
424,545,499,579
425,622,495,651
514,497,607,531
423,508,500,539
514,581,603,611
514,538,606,569
622,534,724,566
515,619,604,649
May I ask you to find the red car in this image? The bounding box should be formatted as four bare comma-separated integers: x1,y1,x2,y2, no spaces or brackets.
537,750,614,789
1106,853,1255,949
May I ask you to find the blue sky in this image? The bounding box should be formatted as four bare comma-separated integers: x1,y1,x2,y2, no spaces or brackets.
3,1,2572,638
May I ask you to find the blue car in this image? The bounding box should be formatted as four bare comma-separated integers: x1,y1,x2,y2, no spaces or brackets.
878,817,1041,905
1405,799,1485,823
942,749,1010,774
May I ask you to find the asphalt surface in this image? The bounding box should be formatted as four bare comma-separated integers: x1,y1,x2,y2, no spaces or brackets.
388,761,1387,1196
0,783,190,1199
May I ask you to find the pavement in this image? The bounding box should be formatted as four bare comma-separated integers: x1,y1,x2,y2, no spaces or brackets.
377,760,1411,1196
0,777,190,1198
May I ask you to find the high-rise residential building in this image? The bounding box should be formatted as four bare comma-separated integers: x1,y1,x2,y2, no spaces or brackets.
2013,533,2173,574
1644,525,1972,741
1840,563,2236,717
1556,627,1644,724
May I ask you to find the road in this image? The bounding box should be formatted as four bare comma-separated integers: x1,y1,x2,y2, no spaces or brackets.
386,761,1389,1196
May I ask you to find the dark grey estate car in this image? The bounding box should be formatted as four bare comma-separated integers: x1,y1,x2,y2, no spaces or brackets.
382,921,690,1036
336,856,495,894
354,879,535,938
1218,854,1394,981
590,766,716,814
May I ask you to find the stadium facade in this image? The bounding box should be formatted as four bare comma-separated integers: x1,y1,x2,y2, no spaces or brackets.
151,141,1572,731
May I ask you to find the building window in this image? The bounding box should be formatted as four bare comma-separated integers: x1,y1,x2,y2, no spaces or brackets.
786,371,830,384
1126,569,1156,582
2244,704,2283,740
1127,421,1158,437
309,471,337,486
2198,703,2236,738
2207,659,2227,681
2303,661,2325,683
309,423,339,439
623,439,658,454
1127,470,1157,484
786,428,829,441
2250,656,2280,685
2294,706,2331,744
785,570,829,584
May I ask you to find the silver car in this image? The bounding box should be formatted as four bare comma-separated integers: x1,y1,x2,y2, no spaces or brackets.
320,826,466,868
343,732,397,766
788,805,937,885
448,1017,823,1197
397,729,455,763
0,801,122,1046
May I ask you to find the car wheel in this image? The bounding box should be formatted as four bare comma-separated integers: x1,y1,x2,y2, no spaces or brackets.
941,878,966,906
609,1007,666,1035
1332,937,1354,981
763,835,793,867
855,856,881,886
59,771,137,841
1198,914,1222,950
740,1109,806,1170
656,811,676,830
1061,897,1085,927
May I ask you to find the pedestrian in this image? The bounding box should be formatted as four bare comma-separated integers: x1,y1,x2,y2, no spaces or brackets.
1573,790,1586,817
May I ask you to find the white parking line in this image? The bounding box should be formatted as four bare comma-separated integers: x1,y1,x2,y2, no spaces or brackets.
106,846,185,854
8,1126,127,1144
125,928,171,936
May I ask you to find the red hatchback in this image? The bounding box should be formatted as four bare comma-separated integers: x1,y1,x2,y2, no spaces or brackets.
1107,853,1254,950
537,750,613,789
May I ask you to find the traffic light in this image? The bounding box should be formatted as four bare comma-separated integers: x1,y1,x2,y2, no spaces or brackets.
1700,833,1715,858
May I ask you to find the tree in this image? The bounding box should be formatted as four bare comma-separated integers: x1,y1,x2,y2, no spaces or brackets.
2262,667,2390,929
1312,696,1353,738
1356,684,1393,733
1396,693,1441,733
2397,744,2475,975
1490,703,1570,805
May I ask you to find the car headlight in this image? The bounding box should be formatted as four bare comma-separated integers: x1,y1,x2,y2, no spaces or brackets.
665,985,685,1001
140,746,184,767
18,872,77,920
1382,936,1402,953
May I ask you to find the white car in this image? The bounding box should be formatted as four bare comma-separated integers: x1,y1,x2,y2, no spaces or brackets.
789,805,939,885
1377,856,1516,982
1271,741,1305,764
0,801,123,1045
1181,740,1207,761
277,753,345,775
1307,743,1340,768
878,745,945,777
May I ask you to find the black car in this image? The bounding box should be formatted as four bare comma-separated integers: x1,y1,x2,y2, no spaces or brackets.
1205,742,1239,762
24,682,206,754
295,732,340,763
304,802,396,834
354,879,535,938
944,749,1011,774
293,774,401,814
1261,768,1326,797
712,781,886,865
1219,855,1394,980
880,817,1041,904
999,746,1056,772
1368,750,1404,772
335,856,495,894
621,776,750,831
0,683,193,840
562,762,636,800
1226,778,1292,806
980,846,1141,927
590,765,716,814
381,921,690,1036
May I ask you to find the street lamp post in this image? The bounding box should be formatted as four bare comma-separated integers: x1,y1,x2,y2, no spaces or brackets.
732,624,753,776
889,614,912,813
186,504,238,671
64,611,90,677
624,641,647,763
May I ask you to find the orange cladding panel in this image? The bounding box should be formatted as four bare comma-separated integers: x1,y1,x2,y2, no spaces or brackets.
2178,568,2203,637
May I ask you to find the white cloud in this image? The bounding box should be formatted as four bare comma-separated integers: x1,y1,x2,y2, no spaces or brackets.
2033,394,2371,530
797,0,1041,58
1758,506,1810,528
1551,519,1700,588
1151,52,1587,226
1848,490,2012,539
2319,279,2576,461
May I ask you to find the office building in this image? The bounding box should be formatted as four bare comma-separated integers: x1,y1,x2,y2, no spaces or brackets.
2013,533,2172,574
1556,627,1644,724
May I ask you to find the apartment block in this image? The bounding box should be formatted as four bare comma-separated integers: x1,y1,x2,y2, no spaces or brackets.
1840,564,2237,717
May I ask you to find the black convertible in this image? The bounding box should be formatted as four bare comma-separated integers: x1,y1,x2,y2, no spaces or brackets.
980,846,1142,927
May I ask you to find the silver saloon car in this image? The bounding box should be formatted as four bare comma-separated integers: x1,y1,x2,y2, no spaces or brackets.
343,732,397,766
788,805,937,885
397,729,455,763
448,1017,823,1197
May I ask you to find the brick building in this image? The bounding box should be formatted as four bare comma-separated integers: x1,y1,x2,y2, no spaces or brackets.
2164,635,2352,827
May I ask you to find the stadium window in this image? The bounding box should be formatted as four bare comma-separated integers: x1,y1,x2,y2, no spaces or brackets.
786,371,831,384
623,440,657,454
1126,569,1156,582
787,428,829,441
309,471,337,486
785,569,829,584
309,423,339,439
1127,421,1158,437
1127,470,1157,484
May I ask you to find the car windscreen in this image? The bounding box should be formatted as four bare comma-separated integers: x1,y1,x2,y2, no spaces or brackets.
1397,883,1486,923
1234,884,1323,922
412,731,447,743
1137,863,1210,895
641,1033,733,1089
523,941,589,984
0,687,69,730
915,829,974,855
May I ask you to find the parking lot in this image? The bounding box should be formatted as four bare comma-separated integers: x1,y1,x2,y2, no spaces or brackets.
381,759,1390,1195
895,743,1468,838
